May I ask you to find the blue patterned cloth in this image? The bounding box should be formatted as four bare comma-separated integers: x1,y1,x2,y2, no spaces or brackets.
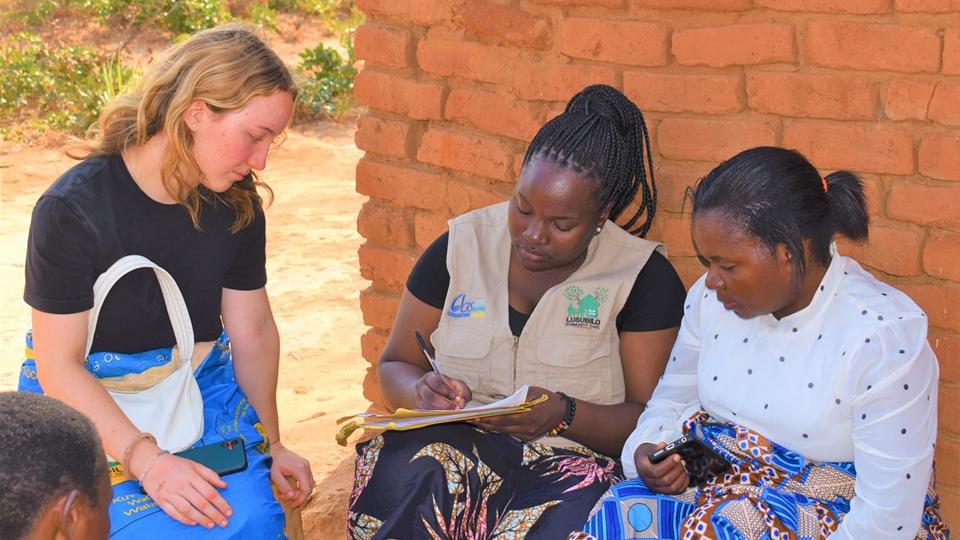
19,331,287,539
578,415,949,540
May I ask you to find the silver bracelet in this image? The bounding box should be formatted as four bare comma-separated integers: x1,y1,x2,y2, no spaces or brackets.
138,449,170,488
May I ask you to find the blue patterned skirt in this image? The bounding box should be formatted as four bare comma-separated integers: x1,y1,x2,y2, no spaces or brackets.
19,331,286,539
576,413,950,540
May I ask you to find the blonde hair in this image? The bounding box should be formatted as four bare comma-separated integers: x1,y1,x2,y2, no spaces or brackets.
69,23,296,232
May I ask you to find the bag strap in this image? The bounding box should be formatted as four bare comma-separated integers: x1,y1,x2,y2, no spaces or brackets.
86,255,194,361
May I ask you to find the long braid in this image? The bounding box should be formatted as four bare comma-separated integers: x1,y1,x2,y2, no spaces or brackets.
522,85,657,237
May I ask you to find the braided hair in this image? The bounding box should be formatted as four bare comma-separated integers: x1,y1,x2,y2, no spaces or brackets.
522,84,657,237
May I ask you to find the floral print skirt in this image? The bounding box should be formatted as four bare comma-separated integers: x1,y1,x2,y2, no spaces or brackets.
348,423,623,539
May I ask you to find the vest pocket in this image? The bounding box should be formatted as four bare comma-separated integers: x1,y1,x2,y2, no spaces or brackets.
535,336,612,402
431,324,494,398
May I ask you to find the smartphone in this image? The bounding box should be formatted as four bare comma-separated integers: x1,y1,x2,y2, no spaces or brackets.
648,435,730,486
175,438,247,476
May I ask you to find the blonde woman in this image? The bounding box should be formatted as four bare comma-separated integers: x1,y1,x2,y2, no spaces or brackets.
19,24,312,537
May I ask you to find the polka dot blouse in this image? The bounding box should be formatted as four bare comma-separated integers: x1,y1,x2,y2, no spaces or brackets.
622,255,940,539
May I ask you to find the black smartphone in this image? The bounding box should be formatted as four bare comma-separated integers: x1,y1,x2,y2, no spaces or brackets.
648,435,730,485
175,438,247,476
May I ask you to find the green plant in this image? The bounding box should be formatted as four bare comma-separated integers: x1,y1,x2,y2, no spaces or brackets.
14,0,229,34
0,32,138,137
295,41,356,121
247,2,278,32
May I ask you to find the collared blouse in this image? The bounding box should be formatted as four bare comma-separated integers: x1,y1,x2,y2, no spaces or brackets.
622,255,940,538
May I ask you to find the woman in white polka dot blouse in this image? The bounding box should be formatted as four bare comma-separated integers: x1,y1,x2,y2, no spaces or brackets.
577,147,950,539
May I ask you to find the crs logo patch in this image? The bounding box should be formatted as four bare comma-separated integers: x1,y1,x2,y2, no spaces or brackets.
447,293,487,318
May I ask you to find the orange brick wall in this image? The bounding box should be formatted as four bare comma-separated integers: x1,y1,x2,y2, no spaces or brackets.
353,0,960,524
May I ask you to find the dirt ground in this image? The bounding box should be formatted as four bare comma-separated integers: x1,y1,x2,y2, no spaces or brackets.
0,120,370,536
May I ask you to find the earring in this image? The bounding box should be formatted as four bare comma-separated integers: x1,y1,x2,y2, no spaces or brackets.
595,225,603,234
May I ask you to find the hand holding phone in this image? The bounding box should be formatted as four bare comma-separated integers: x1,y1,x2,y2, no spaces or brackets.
649,434,729,486
175,438,247,476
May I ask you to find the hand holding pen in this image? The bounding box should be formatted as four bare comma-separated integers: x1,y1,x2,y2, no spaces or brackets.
414,331,470,410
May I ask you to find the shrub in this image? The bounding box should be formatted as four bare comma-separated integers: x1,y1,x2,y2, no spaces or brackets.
0,32,138,136
295,42,356,121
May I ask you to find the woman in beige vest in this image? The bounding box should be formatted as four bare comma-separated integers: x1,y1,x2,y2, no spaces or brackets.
349,85,687,538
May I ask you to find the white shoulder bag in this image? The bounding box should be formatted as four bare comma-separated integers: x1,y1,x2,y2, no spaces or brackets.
88,255,204,455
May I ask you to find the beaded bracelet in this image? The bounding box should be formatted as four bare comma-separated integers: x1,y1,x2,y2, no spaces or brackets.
122,432,157,480
546,392,576,437
138,449,171,488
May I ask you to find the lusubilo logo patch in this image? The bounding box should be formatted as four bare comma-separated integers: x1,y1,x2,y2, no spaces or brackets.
564,285,607,329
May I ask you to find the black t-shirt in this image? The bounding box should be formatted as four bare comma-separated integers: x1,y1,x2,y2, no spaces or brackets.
407,232,686,336
24,154,266,353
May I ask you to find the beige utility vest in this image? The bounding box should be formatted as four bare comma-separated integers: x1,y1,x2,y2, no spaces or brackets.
430,202,662,446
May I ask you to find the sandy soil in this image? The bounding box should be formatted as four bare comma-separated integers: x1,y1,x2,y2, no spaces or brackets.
0,120,370,536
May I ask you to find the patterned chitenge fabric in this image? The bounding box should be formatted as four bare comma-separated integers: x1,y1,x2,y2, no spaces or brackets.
574,412,950,540
348,423,622,539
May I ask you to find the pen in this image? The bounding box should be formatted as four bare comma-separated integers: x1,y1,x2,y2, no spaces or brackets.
414,330,443,376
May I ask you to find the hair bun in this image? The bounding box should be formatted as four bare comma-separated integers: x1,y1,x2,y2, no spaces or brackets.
566,84,633,136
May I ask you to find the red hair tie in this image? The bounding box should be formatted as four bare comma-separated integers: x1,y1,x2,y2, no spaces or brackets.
821,176,829,193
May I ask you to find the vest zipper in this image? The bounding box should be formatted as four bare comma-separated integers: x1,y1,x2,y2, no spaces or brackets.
512,335,520,391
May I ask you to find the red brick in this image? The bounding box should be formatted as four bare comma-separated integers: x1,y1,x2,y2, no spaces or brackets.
445,87,550,142
940,383,960,433
414,210,451,250
358,243,417,293
357,200,412,247
417,126,516,181
920,132,960,182
901,283,960,333
746,72,876,121
453,1,550,50
660,215,695,257
929,83,960,127
783,122,914,175
354,24,412,69
885,78,936,121
670,256,707,289
895,0,960,11
937,434,960,485
559,18,669,67
417,36,513,85
360,326,389,361
672,24,796,68
757,0,891,12
837,223,923,276
445,178,510,215
932,332,960,383
889,181,960,231
527,0,623,6
945,30,960,75
353,69,444,121
657,118,777,162
804,21,940,73
512,62,619,102
924,230,960,283
355,159,447,211
634,0,750,8
860,174,884,219
937,487,960,531
654,160,713,212
359,288,402,330
355,114,413,159
624,72,741,114
355,0,453,26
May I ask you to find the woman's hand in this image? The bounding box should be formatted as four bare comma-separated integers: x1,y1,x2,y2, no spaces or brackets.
414,371,472,410
634,442,690,495
140,453,232,528
471,386,565,441
269,442,314,507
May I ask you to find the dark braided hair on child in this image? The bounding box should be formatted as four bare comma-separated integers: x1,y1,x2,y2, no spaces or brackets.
522,84,658,237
